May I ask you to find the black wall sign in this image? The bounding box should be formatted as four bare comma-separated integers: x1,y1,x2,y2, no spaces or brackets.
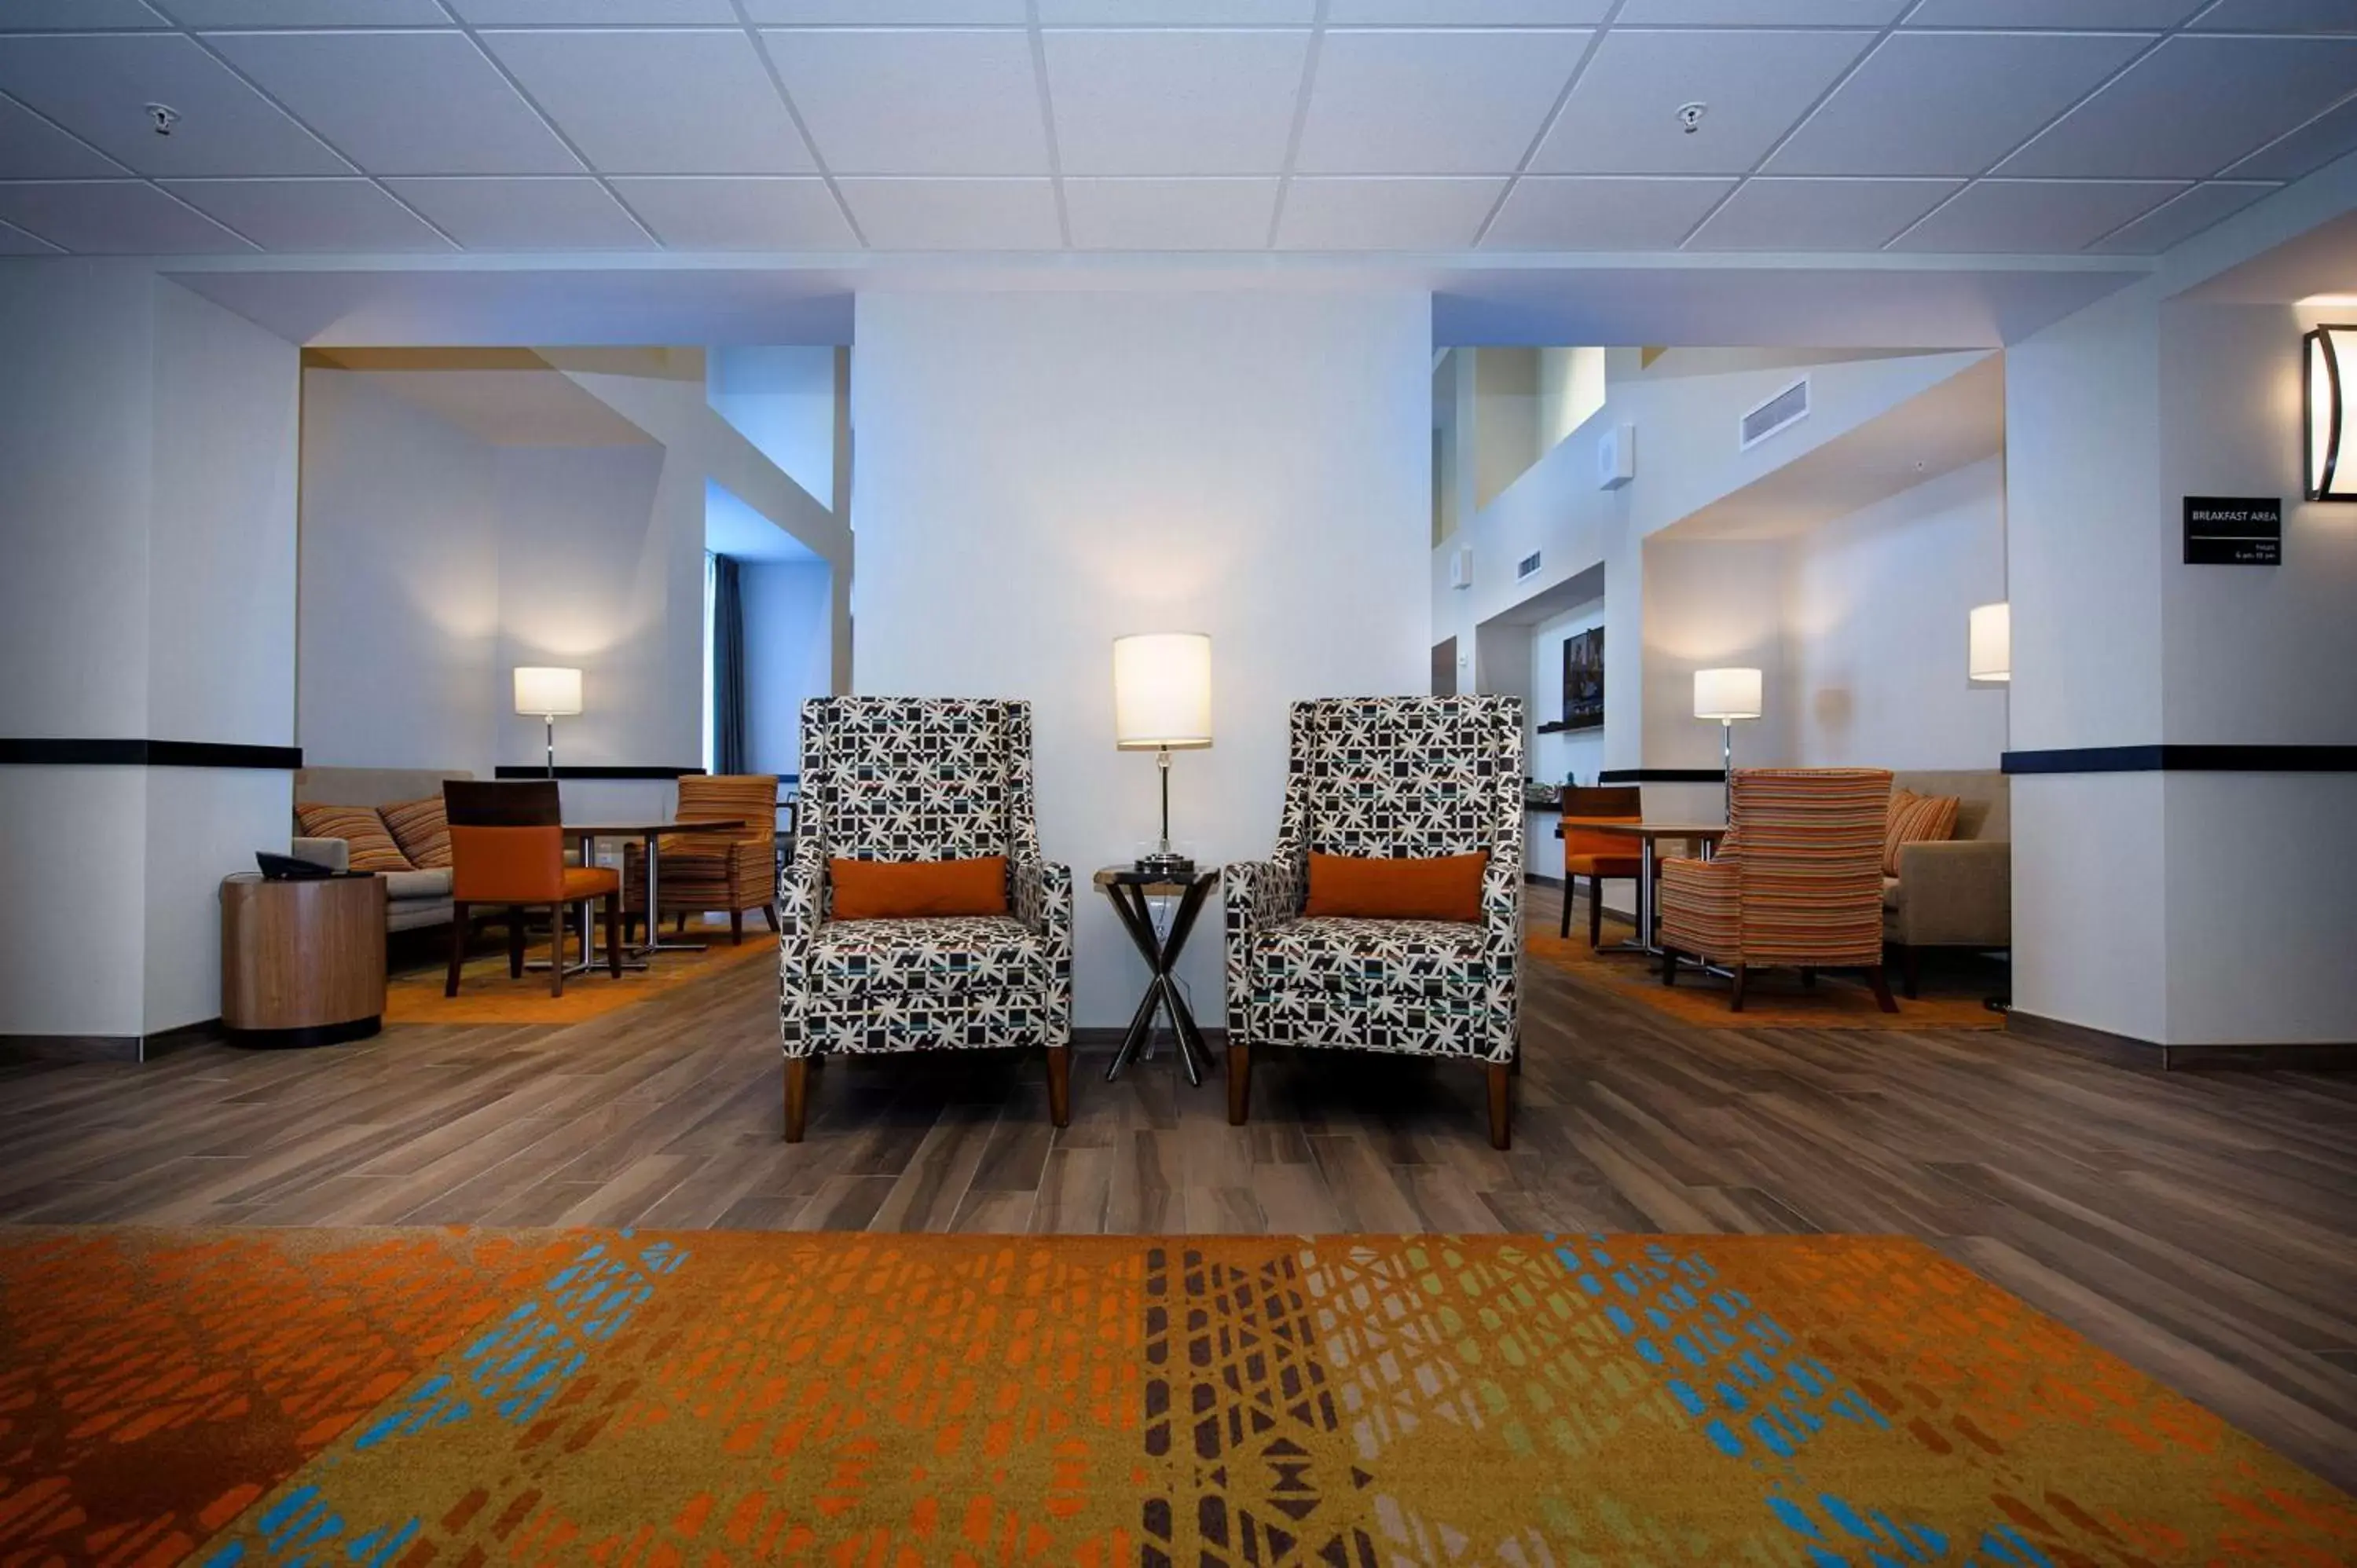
2183,496,2281,565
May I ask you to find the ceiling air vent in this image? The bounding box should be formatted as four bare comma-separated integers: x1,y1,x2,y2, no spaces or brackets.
1516,551,1542,581
1739,376,1810,451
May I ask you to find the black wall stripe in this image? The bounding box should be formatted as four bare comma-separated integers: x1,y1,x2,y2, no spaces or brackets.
493,764,709,781
1597,768,1726,784
0,739,300,769
2003,745,2357,775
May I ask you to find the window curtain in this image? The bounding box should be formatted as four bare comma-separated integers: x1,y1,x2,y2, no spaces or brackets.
711,553,746,777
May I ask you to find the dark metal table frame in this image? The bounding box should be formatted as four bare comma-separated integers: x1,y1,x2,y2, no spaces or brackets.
526,818,749,973
1098,869,1219,1086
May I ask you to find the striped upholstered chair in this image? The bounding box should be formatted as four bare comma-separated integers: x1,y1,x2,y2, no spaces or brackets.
622,774,779,944
1657,768,1897,1013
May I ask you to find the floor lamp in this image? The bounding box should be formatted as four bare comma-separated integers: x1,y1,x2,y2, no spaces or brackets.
1692,668,1762,822
513,667,584,778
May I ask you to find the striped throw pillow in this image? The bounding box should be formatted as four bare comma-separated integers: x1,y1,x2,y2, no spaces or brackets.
1883,789,1959,877
294,804,415,874
379,797,452,870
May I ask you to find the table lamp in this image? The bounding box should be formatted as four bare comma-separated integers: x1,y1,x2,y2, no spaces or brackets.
1114,632,1211,880
513,666,583,779
1692,666,1762,822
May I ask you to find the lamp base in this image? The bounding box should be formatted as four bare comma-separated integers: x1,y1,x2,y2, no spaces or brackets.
1133,852,1196,881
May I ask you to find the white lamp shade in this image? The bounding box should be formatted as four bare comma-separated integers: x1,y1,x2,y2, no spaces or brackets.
2308,324,2355,502
513,665,583,717
1968,602,2011,682
1113,633,1212,750
1693,667,1762,721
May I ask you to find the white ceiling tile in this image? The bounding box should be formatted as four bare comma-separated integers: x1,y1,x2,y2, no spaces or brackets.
1328,1,1609,19
2188,0,2357,30
2223,93,2357,179
449,0,740,19
209,30,582,175
0,92,125,178
1065,175,1274,247
761,29,1048,175
1275,175,1504,247
744,1,1024,21
161,175,456,248
834,176,1060,248
1684,176,1959,249
383,174,653,247
1296,29,1590,175
0,178,255,251
1045,29,1307,176
1999,35,2357,178
1615,0,1904,20
0,214,62,251
0,33,346,176
481,29,814,175
1765,31,2150,175
1481,174,1733,248
1889,177,2180,251
1531,29,1874,175
0,2,169,27
608,174,857,248
1042,0,1314,18
2087,178,2271,251
153,0,449,24
1907,0,2205,24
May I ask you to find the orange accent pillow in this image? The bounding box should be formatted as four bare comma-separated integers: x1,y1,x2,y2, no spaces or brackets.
379,797,452,870
295,803,414,874
1305,852,1486,922
1884,789,1959,876
830,855,1007,921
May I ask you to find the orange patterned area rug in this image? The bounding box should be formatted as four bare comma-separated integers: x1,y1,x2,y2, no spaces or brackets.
2,1229,2350,1567
383,924,774,1026
1529,923,2005,1031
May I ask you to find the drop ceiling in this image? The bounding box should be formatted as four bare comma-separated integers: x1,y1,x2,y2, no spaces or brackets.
1,0,2350,259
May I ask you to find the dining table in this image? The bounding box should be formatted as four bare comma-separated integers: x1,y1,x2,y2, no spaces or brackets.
559,818,746,967
1560,819,1728,957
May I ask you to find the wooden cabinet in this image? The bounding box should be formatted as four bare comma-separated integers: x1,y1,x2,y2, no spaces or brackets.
220,874,386,1047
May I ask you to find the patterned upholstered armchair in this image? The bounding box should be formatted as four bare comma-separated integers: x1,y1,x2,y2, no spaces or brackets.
1658,768,1897,1013
778,698,1074,1141
1224,696,1525,1149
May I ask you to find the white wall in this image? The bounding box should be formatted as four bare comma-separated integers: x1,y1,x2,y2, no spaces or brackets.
742,559,833,778
706,346,837,505
1525,598,1606,881
1640,538,1789,818
853,289,1431,1029
1781,456,2009,771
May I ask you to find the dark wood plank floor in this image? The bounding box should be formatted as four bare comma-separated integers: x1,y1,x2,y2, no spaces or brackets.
4,886,2354,1493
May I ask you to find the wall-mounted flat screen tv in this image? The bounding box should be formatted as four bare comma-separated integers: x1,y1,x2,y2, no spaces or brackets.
1562,627,1604,731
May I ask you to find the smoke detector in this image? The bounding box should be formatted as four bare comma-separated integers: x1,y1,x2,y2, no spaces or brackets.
1677,101,1706,134
146,102,180,136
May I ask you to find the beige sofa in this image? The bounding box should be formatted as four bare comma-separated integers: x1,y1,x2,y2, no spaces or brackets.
1883,769,2010,996
290,767,473,933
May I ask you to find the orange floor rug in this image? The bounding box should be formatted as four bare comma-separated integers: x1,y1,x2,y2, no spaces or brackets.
385,921,775,1025
1530,921,2005,1030
2,1227,2349,1566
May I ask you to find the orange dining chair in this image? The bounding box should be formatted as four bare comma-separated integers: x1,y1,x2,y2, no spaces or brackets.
1556,784,1651,947
443,779,621,998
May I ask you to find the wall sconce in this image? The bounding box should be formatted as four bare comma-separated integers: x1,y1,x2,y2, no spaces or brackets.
2305,323,2356,503
1968,602,2011,683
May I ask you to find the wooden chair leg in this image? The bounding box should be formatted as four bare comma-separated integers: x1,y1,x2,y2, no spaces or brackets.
731,908,744,945
675,911,687,935
784,1057,810,1142
1661,944,1680,985
1045,1045,1071,1128
604,892,622,977
548,904,566,998
1589,874,1605,948
762,903,781,933
1226,1044,1251,1127
1865,964,1900,1013
507,908,525,978
445,902,471,996
1486,1061,1512,1151
1728,964,1747,1013
1897,943,1922,999
1557,876,1572,940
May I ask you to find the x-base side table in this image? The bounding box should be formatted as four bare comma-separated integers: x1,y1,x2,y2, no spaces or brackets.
1094,866,1219,1087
